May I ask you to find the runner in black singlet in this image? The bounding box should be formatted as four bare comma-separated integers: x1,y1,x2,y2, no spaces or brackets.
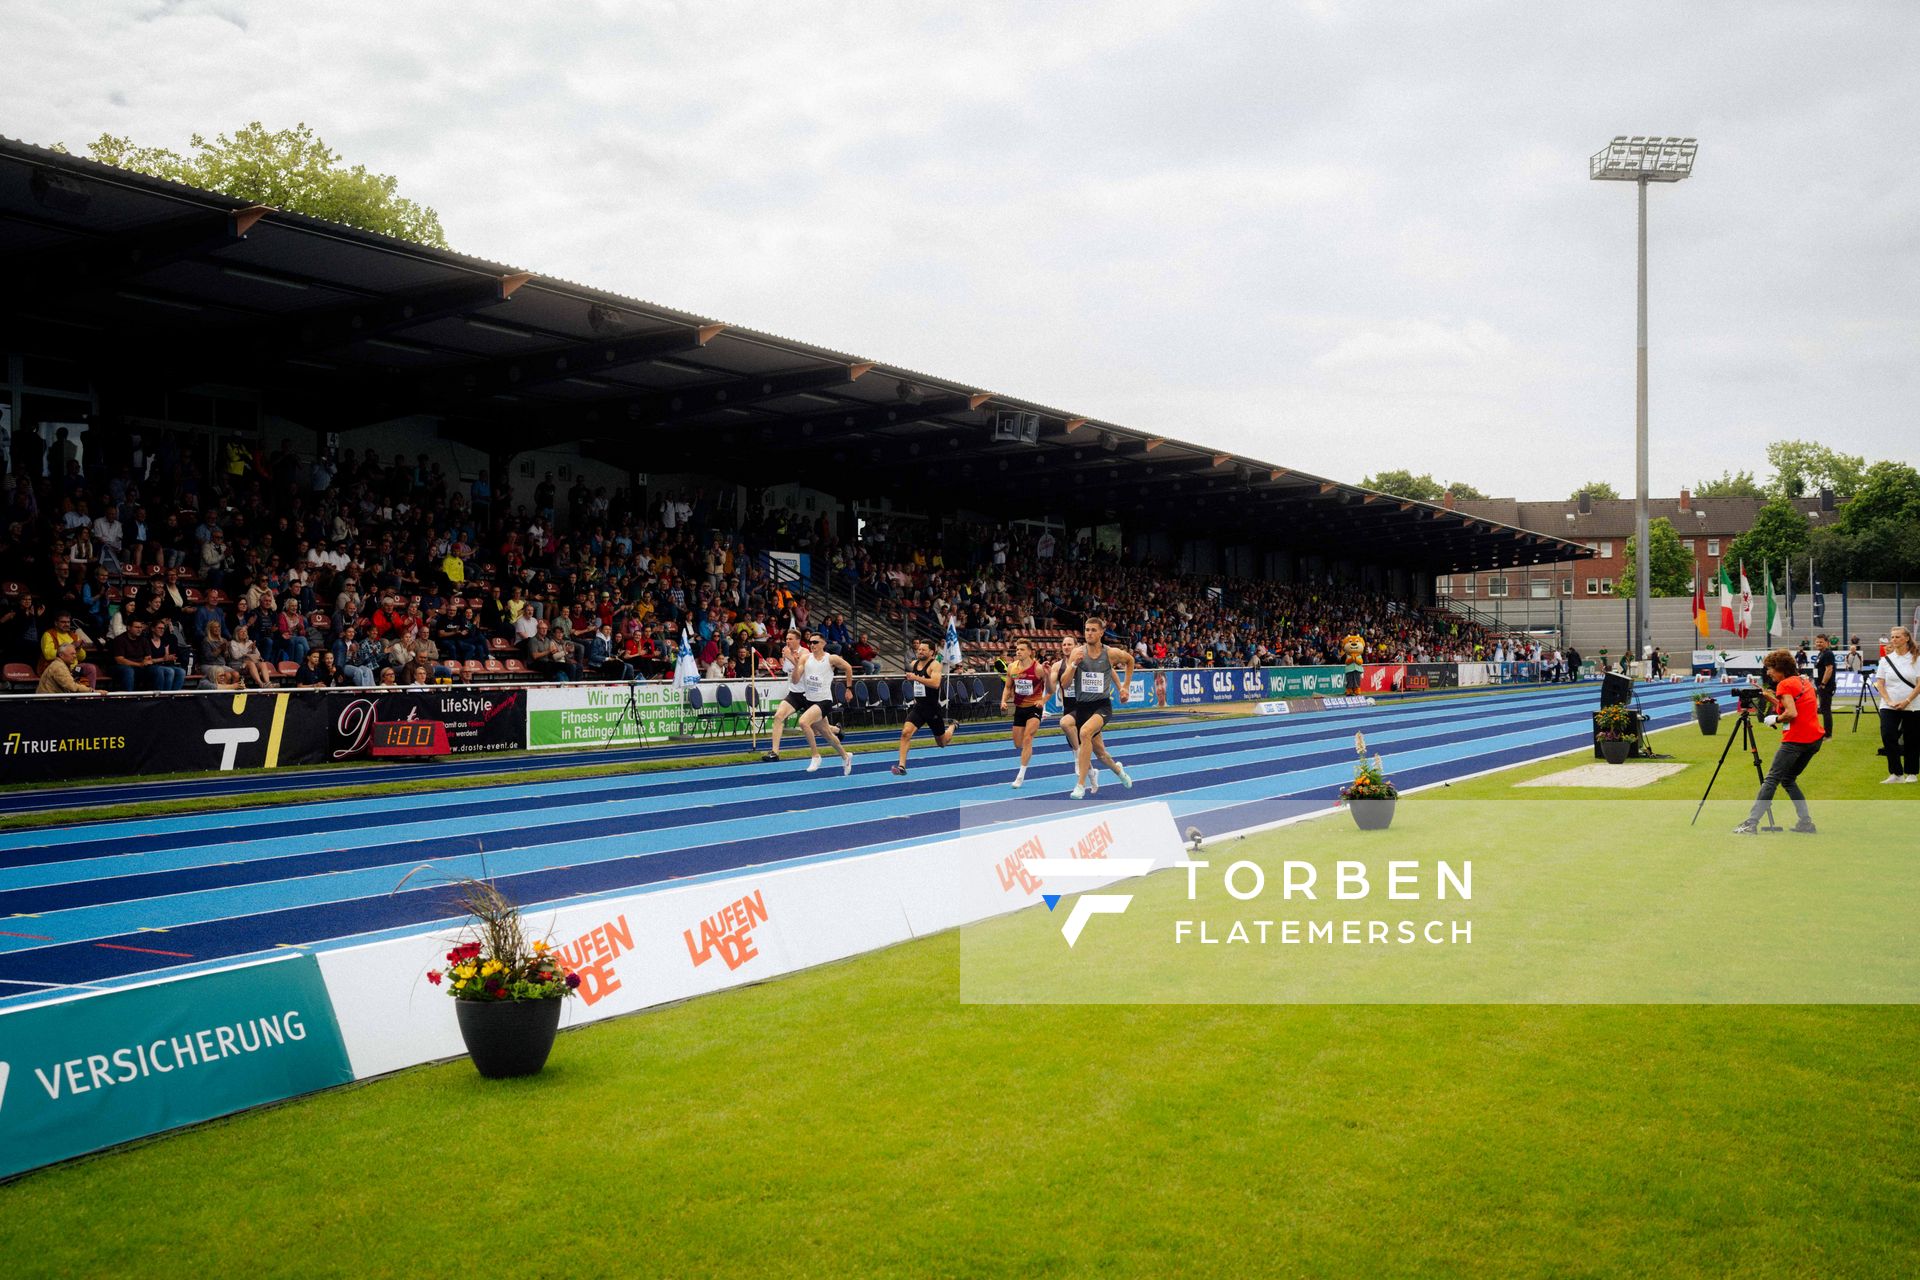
892,638,955,776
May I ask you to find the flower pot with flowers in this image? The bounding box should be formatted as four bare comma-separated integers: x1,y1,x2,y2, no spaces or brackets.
1337,734,1399,830
1692,691,1721,735
427,878,581,1078
1593,702,1636,763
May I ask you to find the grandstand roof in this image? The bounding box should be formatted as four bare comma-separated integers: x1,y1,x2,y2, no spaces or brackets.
0,137,1590,575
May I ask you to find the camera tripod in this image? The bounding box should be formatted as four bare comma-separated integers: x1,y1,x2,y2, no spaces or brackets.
599,677,648,748
1690,707,1779,829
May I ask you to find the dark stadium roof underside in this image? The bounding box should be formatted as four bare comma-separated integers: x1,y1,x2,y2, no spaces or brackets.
0,138,1588,575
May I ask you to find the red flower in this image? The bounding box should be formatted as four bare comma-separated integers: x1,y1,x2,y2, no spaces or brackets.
426,970,443,985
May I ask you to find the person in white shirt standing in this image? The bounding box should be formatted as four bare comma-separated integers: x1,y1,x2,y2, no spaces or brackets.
1873,625,1919,782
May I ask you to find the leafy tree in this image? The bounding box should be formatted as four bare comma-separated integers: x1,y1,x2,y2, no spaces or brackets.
1725,497,1812,585
1572,481,1620,501
1442,480,1489,500
1360,469,1446,502
1812,520,1920,583
1692,469,1763,498
1764,439,1866,500
1834,460,1920,535
80,122,448,248
1613,517,1693,598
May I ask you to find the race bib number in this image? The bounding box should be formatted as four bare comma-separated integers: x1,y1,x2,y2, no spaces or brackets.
1014,677,1036,697
1079,670,1107,695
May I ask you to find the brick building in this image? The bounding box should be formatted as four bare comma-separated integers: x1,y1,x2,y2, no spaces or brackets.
1436,490,1833,602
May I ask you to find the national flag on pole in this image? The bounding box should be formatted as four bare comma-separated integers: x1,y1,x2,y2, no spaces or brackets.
1763,562,1778,643
1692,576,1709,639
675,625,700,686
1719,563,1738,634
941,617,963,668
1810,556,1825,628
1783,558,1796,631
1736,562,1753,639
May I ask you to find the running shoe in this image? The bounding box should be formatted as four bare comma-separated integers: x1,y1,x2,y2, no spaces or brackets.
891,763,907,776
806,757,821,774
1112,762,1133,789
843,755,854,776
1070,784,1086,800
1731,819,1758,836
1882,775,1905,784
761,751,780,763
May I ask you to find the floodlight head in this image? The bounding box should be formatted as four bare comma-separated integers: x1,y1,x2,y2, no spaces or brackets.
1590,136,1697,182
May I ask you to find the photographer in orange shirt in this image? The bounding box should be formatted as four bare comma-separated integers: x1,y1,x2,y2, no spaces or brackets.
1734,648,1824,835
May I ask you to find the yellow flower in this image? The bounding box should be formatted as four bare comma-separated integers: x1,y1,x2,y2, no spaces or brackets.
533,940,550,955
453,962,476,979
481,959,505,977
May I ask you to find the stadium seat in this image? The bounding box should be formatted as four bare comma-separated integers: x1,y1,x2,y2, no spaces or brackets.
2,581,20,597
4,662,36,690
461,660,486,683
503,658,531,680
483,658,506,679
275,661,300,681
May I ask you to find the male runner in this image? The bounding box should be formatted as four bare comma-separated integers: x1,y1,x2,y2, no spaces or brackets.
795,632,855,775
1001,637,1048,787
892,637,955,775
1050,631,1096,793
1061,617,1135,799
761,629,810,761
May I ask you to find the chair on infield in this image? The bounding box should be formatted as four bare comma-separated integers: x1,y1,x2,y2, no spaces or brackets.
967,676,990,718
849,680,876,726
868,677,894,725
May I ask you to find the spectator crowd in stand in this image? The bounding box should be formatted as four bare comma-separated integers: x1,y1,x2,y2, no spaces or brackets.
828,520,1503,670
4,430,1507,695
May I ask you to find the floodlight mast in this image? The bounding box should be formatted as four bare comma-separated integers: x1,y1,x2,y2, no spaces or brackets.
1591,136,1696,667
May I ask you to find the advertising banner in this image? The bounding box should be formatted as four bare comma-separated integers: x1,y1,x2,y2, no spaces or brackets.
0,957,352,1179
1401,663,1461,692
0,689,330,785
1262,666,1349,697
527,683,685,749
1359,663,1406,694
315,687,527,760
1151,667,1268,708
318,803,1184,1081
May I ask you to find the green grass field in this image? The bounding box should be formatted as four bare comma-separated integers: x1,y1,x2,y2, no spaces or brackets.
3,716,1914,1276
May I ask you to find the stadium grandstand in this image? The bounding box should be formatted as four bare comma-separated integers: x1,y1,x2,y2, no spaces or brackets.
0,136,1589,696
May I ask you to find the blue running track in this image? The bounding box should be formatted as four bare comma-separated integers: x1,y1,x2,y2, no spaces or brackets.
0,683,1699,1005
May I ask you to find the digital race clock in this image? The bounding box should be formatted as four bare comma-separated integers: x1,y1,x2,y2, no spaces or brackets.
369,720,451,757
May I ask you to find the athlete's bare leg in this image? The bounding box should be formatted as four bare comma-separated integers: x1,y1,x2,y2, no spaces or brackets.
767,703,795,757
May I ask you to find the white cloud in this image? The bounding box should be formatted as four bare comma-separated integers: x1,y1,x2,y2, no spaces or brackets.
2,0,1915,498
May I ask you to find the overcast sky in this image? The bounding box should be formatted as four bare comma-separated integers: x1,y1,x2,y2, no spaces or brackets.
6,1,1916,499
